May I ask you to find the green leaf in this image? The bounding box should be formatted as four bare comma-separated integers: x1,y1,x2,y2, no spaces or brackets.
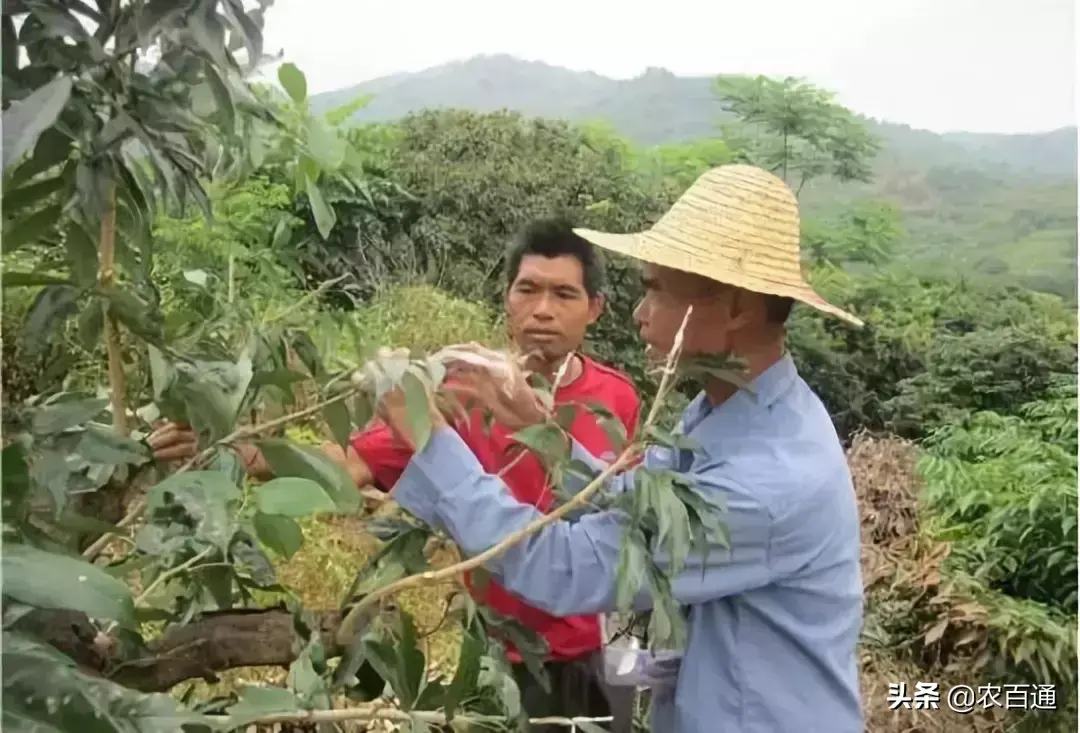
638,471,692,572
76,423,151,466
479,607,549,691
270,215,293,248
1,443,32,518
353,391,375,431
232,535,277,587
183,268,209,287
32,397,109,435
1,271,71,287
345,526,429,599
257,439,361,513
221,0,264,72
2,75,73,174
22,283,79,354
256,477,336,517
225,685,303,729
187,0,229,68
253,512,304,559
147,471,243,551
511,423,570,464
4,203,64,253
9,128,73,188
203,60,235,131
65,219,99,287
2,544,135,626
277,62,308,103
3,631,206,732
324,93,373,126
444,623,484,720
169,354,252,442
147,345,176,401
324,398,353,450
2,172,67,212
372,613,427,710
307,117,347,171
305,175,336,239
104,287,165,346
401,369,434,451
615,532,648,612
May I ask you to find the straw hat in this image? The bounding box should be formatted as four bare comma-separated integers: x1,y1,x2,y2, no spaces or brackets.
574,164,863,327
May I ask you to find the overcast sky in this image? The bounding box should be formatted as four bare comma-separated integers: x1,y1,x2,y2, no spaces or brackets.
259,0,1076,134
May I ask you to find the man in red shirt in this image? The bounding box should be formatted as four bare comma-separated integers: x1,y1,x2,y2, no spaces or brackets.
147,220,641,731
351,220,640,730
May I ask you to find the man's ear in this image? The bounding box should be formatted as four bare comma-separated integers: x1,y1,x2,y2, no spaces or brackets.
587,293,606,325
725,288,757,331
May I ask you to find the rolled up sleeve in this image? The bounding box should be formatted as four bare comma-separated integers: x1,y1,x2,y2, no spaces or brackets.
393,427,775,617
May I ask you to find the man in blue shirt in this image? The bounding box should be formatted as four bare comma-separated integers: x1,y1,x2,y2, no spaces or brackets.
376,165,867,732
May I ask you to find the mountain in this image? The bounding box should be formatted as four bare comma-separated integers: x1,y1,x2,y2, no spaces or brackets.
312,54,1077,181
311,55,1077,299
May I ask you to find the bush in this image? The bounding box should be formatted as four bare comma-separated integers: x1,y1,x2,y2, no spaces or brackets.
919,383,1077,610
789,266,1078,442
347,284,507,354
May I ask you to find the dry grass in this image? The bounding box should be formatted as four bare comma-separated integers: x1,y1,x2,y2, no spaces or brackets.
848,431,1042,733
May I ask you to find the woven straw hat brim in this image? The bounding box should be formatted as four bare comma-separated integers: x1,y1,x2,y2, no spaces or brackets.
573,164,863,328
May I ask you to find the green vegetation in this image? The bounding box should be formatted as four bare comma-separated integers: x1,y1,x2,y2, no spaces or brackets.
312,54,1078,303
1,8,1075,733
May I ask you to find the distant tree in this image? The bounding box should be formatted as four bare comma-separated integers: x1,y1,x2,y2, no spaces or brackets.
714,75,880,195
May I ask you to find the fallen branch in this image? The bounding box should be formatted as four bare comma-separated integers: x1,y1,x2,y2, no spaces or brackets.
22,606,343,693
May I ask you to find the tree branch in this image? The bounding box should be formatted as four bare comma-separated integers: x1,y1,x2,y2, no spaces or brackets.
98,182,128,437
336,306,694,645
82,386,363,560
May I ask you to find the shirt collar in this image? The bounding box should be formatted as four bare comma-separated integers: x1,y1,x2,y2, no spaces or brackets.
682,354,799,436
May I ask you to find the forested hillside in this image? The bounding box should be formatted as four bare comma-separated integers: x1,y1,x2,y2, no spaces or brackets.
2,5,1076,733
312,54,1079,300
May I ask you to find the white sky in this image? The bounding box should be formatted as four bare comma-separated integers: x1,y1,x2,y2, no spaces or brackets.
260,0,1076,134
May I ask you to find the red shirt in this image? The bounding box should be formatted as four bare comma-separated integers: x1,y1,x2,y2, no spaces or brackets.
351,355,640,662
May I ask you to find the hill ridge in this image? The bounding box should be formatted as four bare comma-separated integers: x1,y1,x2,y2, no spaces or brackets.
310,54,1077,181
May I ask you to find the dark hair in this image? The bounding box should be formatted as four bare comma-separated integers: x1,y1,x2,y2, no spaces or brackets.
765,295,795,325
504,218,606,297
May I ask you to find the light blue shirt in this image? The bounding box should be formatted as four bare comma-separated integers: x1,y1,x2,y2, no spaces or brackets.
394,354,864,732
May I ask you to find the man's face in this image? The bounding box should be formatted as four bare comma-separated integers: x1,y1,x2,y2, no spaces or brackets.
505,254,603,363
633,263,745,362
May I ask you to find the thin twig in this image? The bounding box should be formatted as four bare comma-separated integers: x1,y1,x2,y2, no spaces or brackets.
133,546,214,607
82,387,362,560
336,307,694,646
263,272,350,324
102,546,216,635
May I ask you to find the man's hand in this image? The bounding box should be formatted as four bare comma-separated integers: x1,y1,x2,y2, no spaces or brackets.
441,352,547,432
145,421,269,479
145,421,198,464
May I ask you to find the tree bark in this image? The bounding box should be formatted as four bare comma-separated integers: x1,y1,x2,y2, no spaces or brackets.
98,181,128,437
18,606,345,693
